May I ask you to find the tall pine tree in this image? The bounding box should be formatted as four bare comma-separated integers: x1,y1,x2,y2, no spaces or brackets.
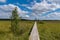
11,7,19,36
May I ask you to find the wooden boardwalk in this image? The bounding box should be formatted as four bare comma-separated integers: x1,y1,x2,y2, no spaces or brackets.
29,21,40,40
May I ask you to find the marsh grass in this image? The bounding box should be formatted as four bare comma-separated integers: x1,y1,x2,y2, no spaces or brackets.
0,20,34,40
0,20,60,40
37,21,60,40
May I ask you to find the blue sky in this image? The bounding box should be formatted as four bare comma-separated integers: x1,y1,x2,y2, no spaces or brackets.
0,0,60,20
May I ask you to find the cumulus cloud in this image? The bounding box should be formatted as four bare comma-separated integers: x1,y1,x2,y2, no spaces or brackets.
0,4,29,19
24,0,60,20
0,0,6,2
30,0,60,13
41,12,60,20
27,12,60,20
47,0,60,4
0,0,60,20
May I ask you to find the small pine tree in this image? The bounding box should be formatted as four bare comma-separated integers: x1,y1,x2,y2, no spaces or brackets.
11,7,19,36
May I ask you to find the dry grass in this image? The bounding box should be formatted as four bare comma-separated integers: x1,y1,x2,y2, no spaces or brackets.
0,20,60,40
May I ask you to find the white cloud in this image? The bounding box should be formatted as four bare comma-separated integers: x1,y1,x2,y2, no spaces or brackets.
31,0,60,13
0,4,29,19
0,0,60,20
47,0,60,4
24,0,60,20
0,0,6,2
41,12,60,20
27,12,60,20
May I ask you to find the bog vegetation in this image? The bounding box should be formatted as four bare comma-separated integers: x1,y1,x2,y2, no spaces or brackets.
0,20,60,40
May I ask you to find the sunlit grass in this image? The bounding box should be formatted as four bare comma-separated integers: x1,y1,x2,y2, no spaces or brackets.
37,21,60,40
0,20,34,40
0,20,60,40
